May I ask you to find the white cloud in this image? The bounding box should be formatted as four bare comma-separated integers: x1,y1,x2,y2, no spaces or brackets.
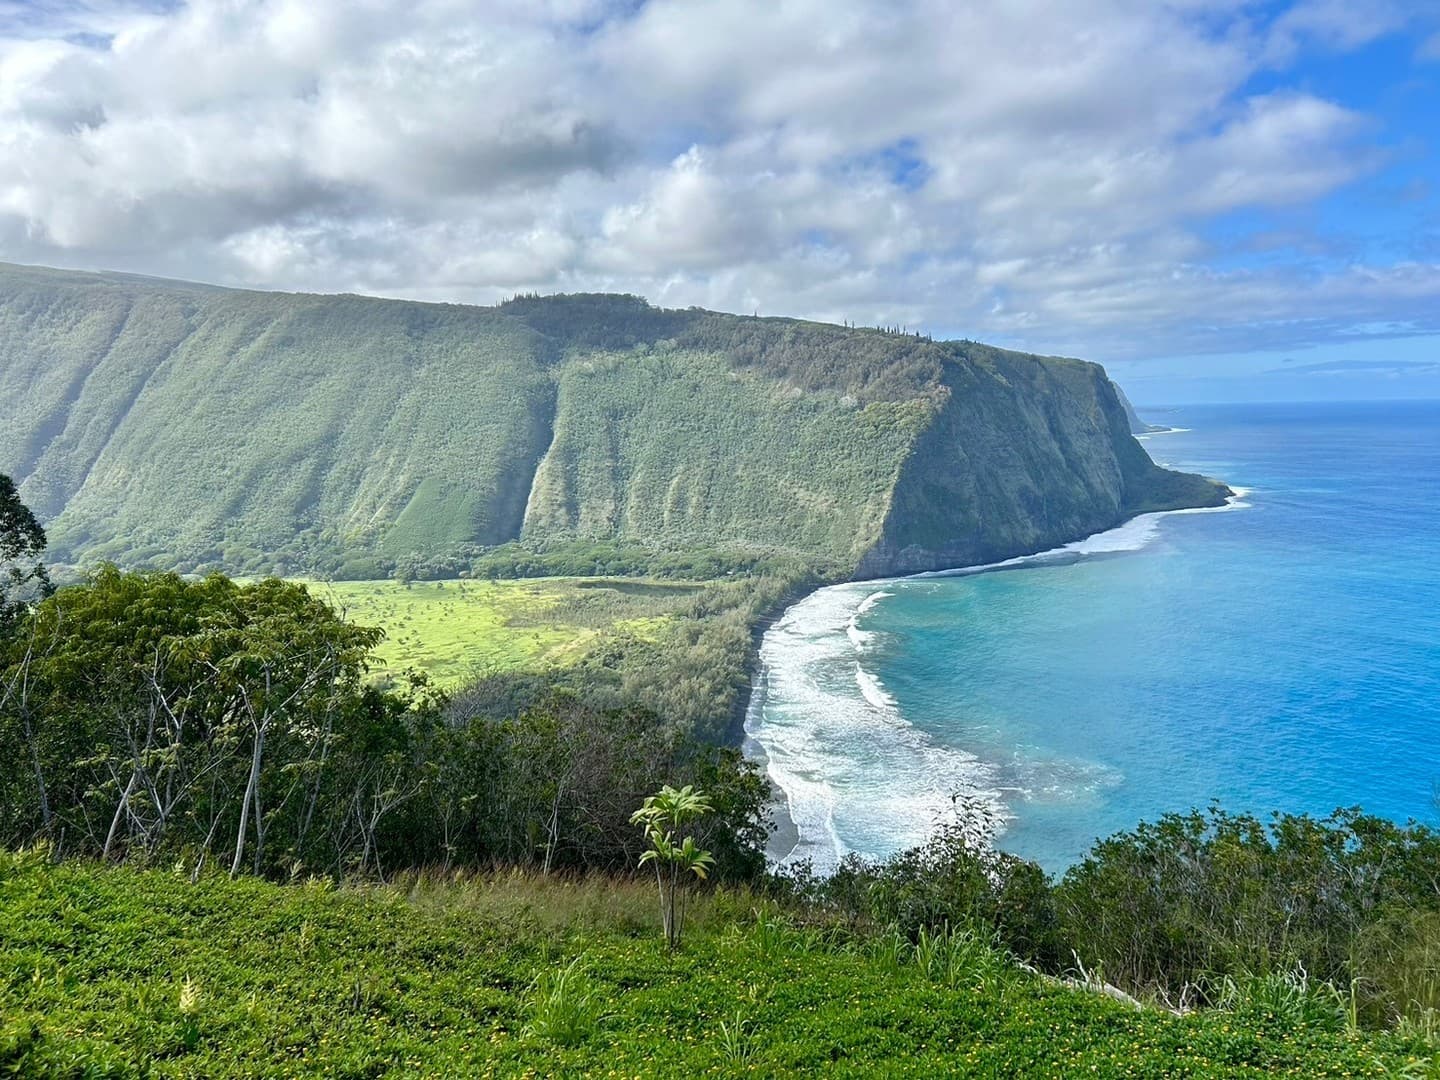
1263,0,1411,63
0,0,1437,360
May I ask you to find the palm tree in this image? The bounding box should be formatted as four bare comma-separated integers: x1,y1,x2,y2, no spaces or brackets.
631,784,715,949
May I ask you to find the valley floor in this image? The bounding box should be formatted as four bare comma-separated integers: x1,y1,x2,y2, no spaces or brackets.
1,851,1432,1078
310,577,700,689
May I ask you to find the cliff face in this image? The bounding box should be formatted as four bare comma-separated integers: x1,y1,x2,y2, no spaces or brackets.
853,347,1227,578
1111,380,1166,435
0,262,1226,578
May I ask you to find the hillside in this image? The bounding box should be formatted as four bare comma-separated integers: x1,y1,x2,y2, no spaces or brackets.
0,262,1226,580
1,852,1426,1078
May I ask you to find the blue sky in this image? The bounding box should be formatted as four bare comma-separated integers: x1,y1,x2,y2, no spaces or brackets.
1114,12,1440,403
1,1,1438,403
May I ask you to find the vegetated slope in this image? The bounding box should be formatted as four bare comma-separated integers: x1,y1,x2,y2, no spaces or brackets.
521,346,928,559
1,852,1425,1078
0,262,1225,579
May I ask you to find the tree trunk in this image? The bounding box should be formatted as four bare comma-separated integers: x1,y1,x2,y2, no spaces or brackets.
23,707,51,831
103,770,139,860
231,723,266,877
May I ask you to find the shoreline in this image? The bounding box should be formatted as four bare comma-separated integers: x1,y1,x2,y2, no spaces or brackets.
745,483,1250,869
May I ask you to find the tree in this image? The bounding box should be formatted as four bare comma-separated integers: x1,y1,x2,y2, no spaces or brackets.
170,577,383,876
632,784,715,949
0,473,50,634
0,567,393,875
0,475,54,837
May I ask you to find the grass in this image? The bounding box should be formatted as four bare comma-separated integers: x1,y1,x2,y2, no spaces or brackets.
3,851,1437,1078
310,577,701,689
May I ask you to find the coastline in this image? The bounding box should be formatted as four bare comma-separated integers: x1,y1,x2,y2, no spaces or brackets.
745,483,1250,869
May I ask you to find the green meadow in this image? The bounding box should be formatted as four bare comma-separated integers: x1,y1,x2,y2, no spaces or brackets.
310,577,702,688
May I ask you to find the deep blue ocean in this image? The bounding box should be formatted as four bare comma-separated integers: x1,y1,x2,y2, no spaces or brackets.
745,400,1440,875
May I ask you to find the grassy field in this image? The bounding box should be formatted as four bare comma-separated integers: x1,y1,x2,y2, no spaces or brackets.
310,577,702,688
2,851,1434,1078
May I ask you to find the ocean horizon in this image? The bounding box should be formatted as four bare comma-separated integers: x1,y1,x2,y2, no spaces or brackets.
745,399,1440,875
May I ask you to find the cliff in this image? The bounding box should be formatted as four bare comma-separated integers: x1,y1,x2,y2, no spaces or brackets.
853,347,1227,577
0,262,1227,578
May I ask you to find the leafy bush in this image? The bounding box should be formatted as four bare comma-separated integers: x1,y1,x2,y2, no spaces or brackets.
1055,806,1440,1006
784,799,1063,968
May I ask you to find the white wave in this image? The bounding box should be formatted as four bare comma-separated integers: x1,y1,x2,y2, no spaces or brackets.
845,623,875,650
855,663,897,711
856,589,894,615
745,478,1251,873
745,582,1004,872
845,589,894,651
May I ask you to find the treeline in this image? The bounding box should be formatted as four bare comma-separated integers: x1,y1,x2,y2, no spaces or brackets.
449,560,825,740
215,534,822,585
406,538,789,584
0,566,769,881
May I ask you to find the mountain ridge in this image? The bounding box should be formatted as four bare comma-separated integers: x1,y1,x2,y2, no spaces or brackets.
0,261,1228,580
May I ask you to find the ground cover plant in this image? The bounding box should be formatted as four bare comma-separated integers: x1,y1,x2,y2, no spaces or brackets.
3,850,1436,1078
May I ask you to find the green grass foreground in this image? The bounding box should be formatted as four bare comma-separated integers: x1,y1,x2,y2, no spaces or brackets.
2,852,1434,1078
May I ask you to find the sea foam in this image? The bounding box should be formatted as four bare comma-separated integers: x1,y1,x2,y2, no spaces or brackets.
745,485,1251,872
745,582,1003,872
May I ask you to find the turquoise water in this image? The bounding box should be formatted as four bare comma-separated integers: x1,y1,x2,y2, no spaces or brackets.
745,401,1440,874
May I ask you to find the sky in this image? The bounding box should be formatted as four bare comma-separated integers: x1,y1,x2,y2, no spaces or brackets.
1,0,1438,403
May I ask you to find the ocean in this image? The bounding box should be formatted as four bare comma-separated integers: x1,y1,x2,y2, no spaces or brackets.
744,400,1440,875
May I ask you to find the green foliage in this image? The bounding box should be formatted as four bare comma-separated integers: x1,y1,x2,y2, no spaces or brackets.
1054,806,1440,1016
522,344,924,563
910,922,1013,994
784,797,1064,969
522,954,609,1046
632,784,716,949
0,472,50,633
413,696,768,879
463,537,776,581
717,1007,759,1066
312,576,700,689
444,558,826,737
0,565,397,875
0,265,554,575
0,567,772,881
773,801,1440,1046
0,852,1432,1077
1217,967,1349,1034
